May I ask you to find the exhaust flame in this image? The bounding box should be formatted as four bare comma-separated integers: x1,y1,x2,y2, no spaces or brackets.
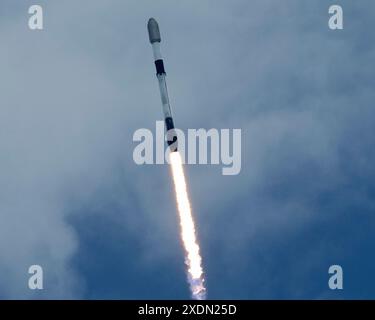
169,151,207,300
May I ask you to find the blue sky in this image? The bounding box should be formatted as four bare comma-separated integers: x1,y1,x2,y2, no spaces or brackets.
0,0,374,299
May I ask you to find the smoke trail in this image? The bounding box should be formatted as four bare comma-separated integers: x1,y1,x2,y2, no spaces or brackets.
169,151,207,300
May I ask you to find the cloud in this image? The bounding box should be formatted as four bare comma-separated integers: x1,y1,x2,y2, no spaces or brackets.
0,0,374,298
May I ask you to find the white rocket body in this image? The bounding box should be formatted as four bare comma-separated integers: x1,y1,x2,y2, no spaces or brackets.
148,18,177,150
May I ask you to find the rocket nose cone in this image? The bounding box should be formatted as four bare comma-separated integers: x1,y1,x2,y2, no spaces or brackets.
148,18,161,43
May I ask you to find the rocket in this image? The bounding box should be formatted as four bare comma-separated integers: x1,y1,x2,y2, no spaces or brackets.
148,18,178,152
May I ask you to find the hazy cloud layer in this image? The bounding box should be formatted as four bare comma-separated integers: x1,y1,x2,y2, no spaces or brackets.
0,0,374,298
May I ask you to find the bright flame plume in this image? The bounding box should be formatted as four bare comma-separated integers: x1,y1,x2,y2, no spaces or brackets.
169,151,207,300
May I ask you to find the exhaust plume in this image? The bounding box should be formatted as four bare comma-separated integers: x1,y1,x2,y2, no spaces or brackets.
169,151,207,300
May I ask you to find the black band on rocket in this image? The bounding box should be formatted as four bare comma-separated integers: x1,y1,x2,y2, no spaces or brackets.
155,59,166,75
165,117,175,131
165,117,178,150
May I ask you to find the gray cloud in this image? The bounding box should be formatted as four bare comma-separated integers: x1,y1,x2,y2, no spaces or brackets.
0,0,374,298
